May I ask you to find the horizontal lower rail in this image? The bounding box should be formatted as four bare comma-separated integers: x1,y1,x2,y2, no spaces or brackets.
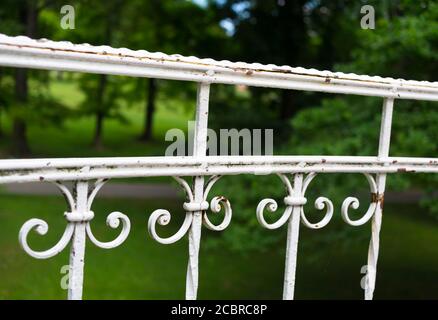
0,155,437,183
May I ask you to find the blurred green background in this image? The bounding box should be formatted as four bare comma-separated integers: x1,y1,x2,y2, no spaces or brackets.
0,0,437,299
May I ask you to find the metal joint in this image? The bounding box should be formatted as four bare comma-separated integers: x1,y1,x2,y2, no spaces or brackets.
183,201,209,212
284,196,307,206
370,192,384,203
64,211,95,222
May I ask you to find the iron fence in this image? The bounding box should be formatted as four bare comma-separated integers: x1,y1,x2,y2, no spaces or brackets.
0,34,437,300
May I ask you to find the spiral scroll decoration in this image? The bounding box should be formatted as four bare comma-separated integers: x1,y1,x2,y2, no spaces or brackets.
148,175,232,244
256,173,379,230
18,179,131,259
341,173,378,226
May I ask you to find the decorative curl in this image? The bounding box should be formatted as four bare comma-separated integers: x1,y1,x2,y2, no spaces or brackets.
148,210,193,244
19,179,132,259
147,176,196,244
202,176,232,231
203,196,232,231
147,175,232,244
341,173,378,226
18,181,78,259
86,211,131,249
256,198,292,230
18,219,74,259
87,179,108,210
300,197,333,229
299,173,334,229
256,173,299,230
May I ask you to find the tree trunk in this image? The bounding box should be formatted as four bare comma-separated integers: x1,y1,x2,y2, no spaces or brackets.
279,90,295,120
91,0,123,149
139,78,157,142
93,74,107,149
93,111,105,149
13,68,31,156
0,69,3,138
12,0,38,156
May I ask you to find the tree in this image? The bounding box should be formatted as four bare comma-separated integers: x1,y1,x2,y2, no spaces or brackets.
65,0,125,149
210,0,363,138
121,0,228,142
0,0,69,156
207,0,438,251
214,0,309,120
9,0,38,155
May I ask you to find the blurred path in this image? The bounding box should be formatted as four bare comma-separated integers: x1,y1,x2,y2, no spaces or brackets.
0,182,436,202
1,182,180,199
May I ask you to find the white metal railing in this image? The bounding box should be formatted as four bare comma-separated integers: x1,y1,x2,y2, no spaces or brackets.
0,33,437,300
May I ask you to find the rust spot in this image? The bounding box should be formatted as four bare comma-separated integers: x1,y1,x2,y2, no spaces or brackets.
325,77,331,83
371,193,385,209
218,195,228,202
245,69,253,76
39,176,44,181
397,168,407,172
321,159,326,163
392,160,398,164
272,68,293,74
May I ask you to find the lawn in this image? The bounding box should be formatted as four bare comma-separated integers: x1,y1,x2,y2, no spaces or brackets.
0,192,437,299
0,76,195,158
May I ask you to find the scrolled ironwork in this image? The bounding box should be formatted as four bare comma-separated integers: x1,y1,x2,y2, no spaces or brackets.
18,179,131,258
341,173,378,226
147,175,232,243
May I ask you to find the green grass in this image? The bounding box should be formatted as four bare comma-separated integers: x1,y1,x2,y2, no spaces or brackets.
295,204,438,299
0,78,195,158
0,192,437,300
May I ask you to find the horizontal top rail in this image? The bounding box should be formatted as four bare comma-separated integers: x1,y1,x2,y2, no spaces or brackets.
0,155,437,184
0,34,437,101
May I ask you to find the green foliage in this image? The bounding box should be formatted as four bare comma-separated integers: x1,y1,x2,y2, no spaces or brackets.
339,1,438,80
291,0,438,217
78,75,129,124
207,0,438,251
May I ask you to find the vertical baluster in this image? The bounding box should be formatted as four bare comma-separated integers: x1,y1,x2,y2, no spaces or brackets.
186,82,210,300
282,173,303,300
68,180,89,300
365,97,394,300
